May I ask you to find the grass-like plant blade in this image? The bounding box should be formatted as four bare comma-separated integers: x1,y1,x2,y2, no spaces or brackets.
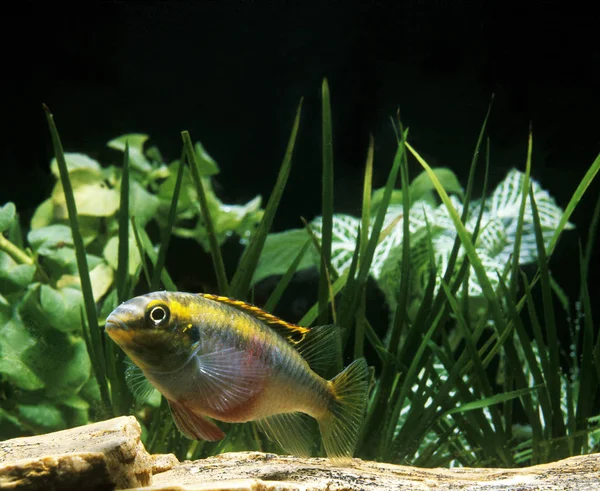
264,239,311,313
586,198,600,382
368,121,412,455
530,188,567,441
298,271,348,327
354,292,367,360
498,274,547,459
406,141,507,336
427,103,491,322
441,280,507,437
130,216,152,288
389,123,411,357
353,138,374,360
382,307,443,452
360,135,374,258
445,386,543,416
230,99,303,299
43,105,112,415
138,225,178,292
116,143,130,303
575,244,598,451
301,217,337,324
318,78,334,325
112,142,133,414
338,128,408,330
130,216,177,292
548,152,600,255
151,150,185,291
462,95,493,213
509,129,532,296
182,131,229,296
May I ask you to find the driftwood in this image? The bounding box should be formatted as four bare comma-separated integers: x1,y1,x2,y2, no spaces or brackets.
1,416,598,490
137,450,600,491
0,416,177,490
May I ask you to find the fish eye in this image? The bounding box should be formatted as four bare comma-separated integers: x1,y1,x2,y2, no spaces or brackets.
147,304,170,327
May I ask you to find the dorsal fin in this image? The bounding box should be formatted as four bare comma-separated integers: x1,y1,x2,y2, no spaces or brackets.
198,294,341,376
199,293,311,345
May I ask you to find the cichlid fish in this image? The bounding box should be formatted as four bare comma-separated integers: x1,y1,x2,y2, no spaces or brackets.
105,291,369,461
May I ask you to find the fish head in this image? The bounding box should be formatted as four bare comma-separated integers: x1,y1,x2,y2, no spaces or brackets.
105,291,201,373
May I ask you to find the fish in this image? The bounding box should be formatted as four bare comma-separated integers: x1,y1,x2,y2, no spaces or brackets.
105,291,369,461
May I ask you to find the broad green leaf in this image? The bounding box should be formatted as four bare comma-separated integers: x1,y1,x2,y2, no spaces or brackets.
157,161,195,212
0,253,36,292
371,189,404,214
195,141,220,176
107,134,153,173
409,168,464,203
50,153,102,178
56,262,114,302
104,230,142,277
0,202,16,233
18,403,67,431
252,229,318,285
312,214,361,275
62,395,90,410
52,168,120,218
28,224,73,255
24,333,91,398
130,181,160,228
0,317,44,390
30,199,55,230
40,285,83,333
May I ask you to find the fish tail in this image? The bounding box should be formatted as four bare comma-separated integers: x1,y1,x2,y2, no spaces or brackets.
318,358,369,463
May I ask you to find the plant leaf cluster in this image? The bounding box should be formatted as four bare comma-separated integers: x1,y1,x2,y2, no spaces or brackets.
1,84,598,469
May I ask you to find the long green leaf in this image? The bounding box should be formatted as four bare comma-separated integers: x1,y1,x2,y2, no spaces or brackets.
318,78,334,325
130,216,151,288
151,150,185,291
264,239,311,313
509,128,532,296
406,141,507,337
530,188,567,440
43,105,112,416
230,99,303,298
445,386,543,416
182,131,229,296
298,271,348,327
338,128,407,330
548,152,600,255
354,136,374,359
116,143,130,303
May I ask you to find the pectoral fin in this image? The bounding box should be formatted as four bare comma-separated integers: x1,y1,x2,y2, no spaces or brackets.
168,399,225,441
194,347,269,414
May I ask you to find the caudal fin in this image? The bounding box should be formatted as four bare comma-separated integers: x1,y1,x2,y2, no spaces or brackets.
318,358,369,462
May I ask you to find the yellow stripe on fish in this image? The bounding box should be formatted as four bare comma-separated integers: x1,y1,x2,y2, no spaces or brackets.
199,293,311,345
105,291,369,463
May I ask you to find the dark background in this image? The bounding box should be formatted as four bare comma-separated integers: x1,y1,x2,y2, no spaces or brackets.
2,1,599,322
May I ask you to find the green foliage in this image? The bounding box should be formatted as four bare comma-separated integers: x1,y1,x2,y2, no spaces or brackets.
1,85,598,470
0,125,265,435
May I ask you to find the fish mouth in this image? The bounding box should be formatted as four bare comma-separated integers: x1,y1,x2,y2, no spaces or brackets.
104,315,133,344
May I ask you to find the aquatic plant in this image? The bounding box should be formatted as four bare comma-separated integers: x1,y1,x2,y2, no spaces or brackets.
0,81,598,468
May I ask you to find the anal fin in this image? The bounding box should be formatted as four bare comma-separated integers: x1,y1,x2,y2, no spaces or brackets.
168,400,225,441
256,412,317,457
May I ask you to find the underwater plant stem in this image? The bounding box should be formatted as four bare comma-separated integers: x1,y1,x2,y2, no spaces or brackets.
0,234,34,265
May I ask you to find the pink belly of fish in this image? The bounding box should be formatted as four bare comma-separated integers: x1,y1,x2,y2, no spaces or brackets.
189,376,327,423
